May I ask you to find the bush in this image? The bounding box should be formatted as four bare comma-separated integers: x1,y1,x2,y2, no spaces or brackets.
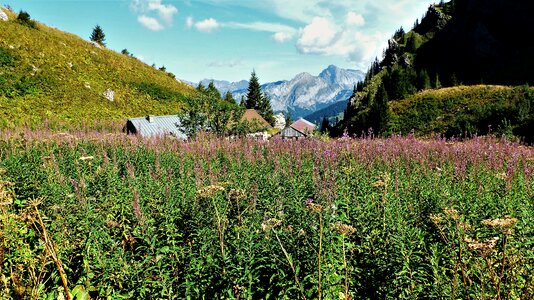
0,47,14,66
16,10,37,28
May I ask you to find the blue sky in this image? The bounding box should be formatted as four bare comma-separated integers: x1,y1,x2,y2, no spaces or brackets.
4,0,436,83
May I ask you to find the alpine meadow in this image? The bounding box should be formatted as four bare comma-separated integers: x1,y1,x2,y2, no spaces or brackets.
1,0,534,299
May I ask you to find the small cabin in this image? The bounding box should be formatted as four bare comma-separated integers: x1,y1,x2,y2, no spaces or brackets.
123,115,187,139
279,118,317,139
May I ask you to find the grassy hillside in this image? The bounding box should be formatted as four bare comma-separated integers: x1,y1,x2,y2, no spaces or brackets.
389,85,534,141
0,8,196,129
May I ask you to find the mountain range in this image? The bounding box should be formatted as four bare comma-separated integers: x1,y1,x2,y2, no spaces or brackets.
198,65,364,119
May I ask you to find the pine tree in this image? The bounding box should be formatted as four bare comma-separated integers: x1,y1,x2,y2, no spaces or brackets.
369,83,390,134
90,25,106,46
258,92,275,125
223,92,236,104
450,73,459,86
284,112,292,127
246,70,262,109
196,82,206,94
434,73,442,89
320,117,331,133
206,81,221,100
417,69,431,90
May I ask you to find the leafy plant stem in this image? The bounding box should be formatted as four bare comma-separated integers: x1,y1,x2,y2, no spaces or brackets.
273,230,307,300
318,212,323,299
31,201,72,300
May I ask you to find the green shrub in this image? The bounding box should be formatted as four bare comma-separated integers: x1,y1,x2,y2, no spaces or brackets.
0,48,14,66
16,10,37,28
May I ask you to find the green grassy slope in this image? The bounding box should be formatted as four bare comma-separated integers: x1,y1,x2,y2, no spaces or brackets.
389,85,534,140
0,8,196,129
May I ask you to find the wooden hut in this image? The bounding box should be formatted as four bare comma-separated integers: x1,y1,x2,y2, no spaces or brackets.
123,115,187,139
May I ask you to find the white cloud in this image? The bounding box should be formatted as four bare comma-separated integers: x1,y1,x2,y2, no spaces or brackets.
195,18,220,33
186,16,193,28
297,17,339,52
146,0,177,23
131,0,178,30
137,15,165,31
207,59,243,68
273,31,294,43
225,21,297,42
195,0,434,66
346,12,365,26
296,16,387,65
226,21,295,34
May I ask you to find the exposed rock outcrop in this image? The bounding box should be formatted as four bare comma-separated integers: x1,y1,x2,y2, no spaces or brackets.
103,89,114,102
0,8,8,21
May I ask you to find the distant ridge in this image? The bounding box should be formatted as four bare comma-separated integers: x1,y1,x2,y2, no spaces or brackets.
195,65,364,119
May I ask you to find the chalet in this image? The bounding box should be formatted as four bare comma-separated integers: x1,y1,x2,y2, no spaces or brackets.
123,115,187,139
239,109,273,140
279,118,317,139
241,109,272,129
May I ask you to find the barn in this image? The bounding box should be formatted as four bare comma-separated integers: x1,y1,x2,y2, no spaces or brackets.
279,118,317,139
123,115,187,139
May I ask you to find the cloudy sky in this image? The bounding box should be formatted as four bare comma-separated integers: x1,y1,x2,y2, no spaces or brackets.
5,0,436,82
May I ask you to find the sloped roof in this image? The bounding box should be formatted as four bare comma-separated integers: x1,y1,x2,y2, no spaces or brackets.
241,109,272,128
280,125,306,138
290,118,316,134
127,115,187,139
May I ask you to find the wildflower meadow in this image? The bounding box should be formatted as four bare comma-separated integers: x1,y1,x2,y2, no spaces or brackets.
0,129,533,299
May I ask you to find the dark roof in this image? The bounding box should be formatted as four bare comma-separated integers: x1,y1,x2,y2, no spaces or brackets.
280,125,306,138
127,115,187,139
290,118,316,134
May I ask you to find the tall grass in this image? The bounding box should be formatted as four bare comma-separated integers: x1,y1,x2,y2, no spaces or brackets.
0,131,533,299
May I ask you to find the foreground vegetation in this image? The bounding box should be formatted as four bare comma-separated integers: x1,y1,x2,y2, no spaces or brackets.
1,130,533,299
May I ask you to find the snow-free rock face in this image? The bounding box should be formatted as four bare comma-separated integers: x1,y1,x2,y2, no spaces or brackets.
229,66,364,118
191,66,364,119
199,79,249,95
274,113,286,130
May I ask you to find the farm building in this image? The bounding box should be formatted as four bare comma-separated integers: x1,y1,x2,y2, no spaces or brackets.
123,115,187,139
240,109,272,129
279,118,317,139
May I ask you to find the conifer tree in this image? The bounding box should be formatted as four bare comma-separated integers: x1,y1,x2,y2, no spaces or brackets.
369,83,390,134
284,112,292,127
450,73,459,86
224,91,236,104
417,69,431,90
90,24,106,46
320,117,331,133
207,81,221,100
434,73,442,89
196,82,206,94
246,70,262,109
258,92,275,125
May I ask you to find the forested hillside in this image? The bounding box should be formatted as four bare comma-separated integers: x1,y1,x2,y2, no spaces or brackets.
338,0,534,142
